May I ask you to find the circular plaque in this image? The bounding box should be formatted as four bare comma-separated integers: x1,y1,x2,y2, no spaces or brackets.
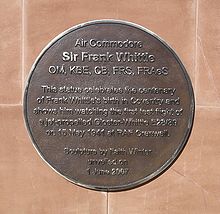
24,20,194,191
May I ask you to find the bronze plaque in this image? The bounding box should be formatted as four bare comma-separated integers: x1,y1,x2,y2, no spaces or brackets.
24,20,194,191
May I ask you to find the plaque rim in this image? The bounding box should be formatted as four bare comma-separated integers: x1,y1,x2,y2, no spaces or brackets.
23,19,195,192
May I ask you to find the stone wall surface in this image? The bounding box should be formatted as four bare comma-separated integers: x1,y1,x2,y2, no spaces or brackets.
1,0,220,213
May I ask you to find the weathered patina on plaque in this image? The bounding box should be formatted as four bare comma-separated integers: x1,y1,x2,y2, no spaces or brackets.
24,20,194,191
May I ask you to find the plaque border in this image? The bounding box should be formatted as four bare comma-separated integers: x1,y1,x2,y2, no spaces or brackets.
23,19,195,192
